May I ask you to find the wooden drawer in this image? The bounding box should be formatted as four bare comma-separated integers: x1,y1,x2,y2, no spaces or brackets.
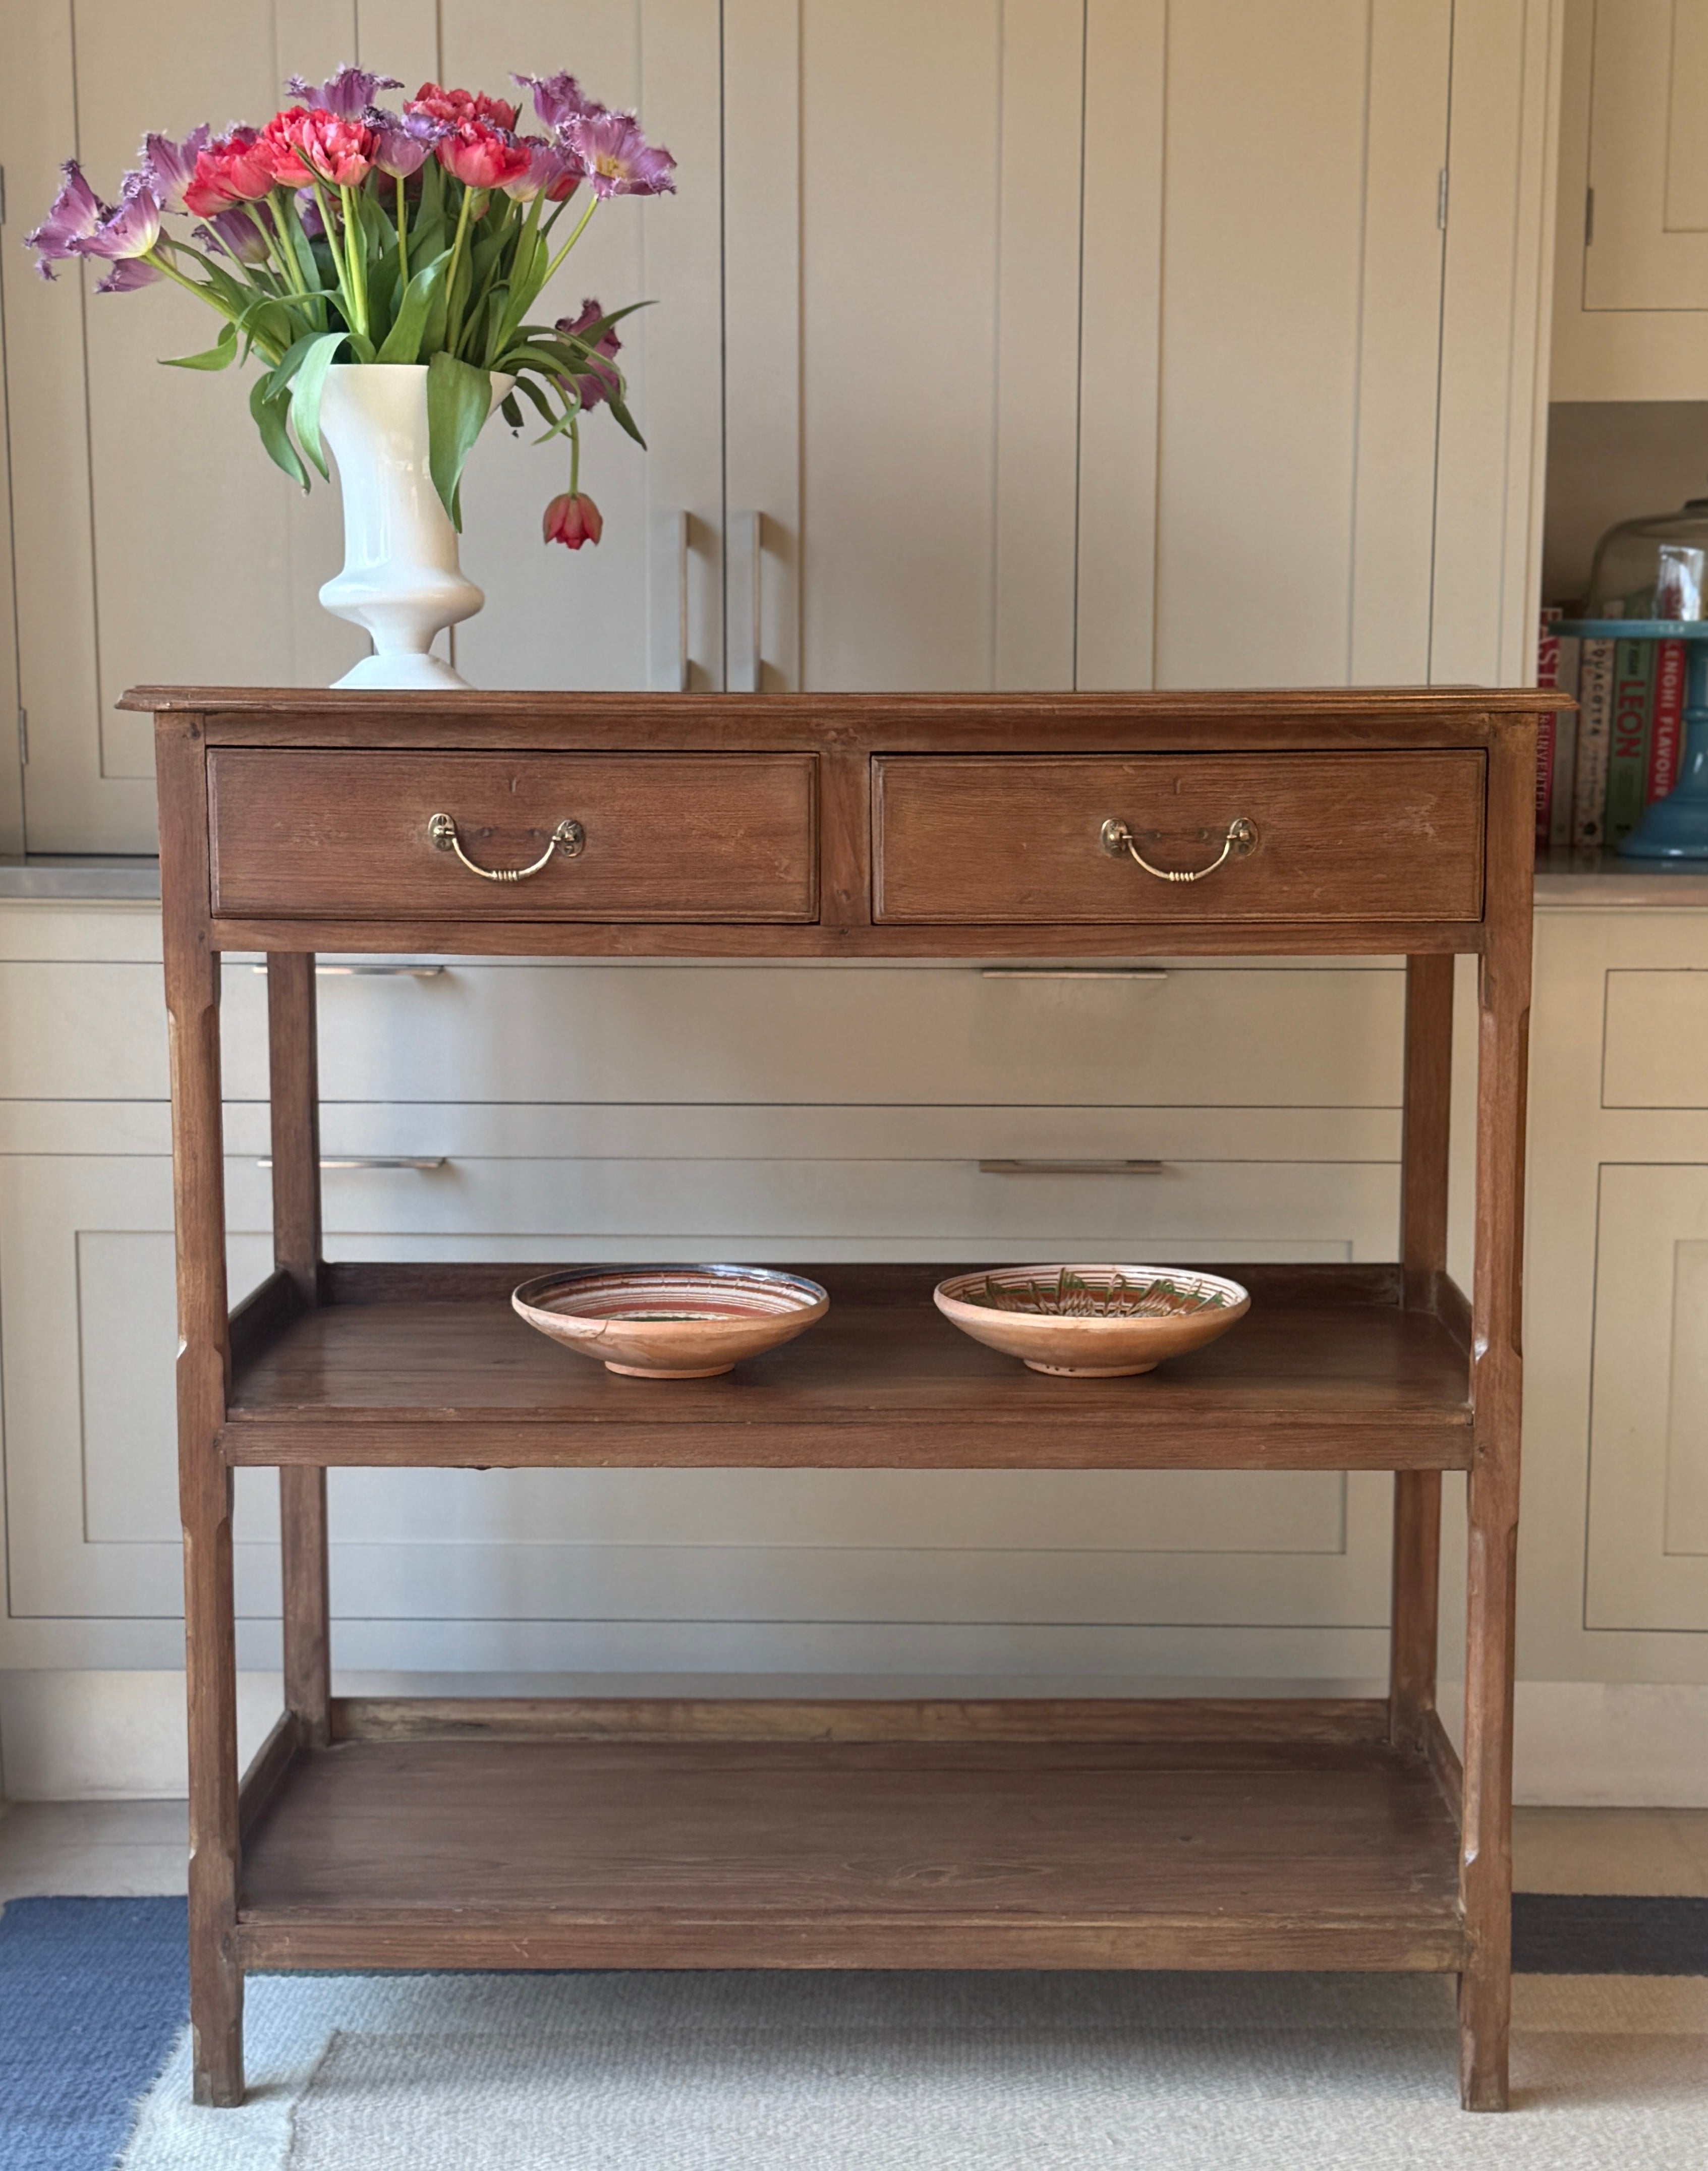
207,752,818,922
872,753,1485,923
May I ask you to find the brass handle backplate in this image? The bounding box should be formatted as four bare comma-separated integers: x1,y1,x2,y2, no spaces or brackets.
428,813,585,882
1099,815,1257,883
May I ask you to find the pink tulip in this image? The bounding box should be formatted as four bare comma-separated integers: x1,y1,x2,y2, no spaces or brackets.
543,492,603,549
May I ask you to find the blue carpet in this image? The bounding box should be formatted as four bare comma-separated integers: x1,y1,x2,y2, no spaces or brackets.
0,1898,187,2171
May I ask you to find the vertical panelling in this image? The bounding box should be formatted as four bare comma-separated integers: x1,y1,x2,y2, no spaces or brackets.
733,0,1086,691
1347,0,1453,683
446,0,724,694
722,0,801,692
1073,0,1166,693
1430,0,1562,685
991,0,1086,690
1154,2,1380,688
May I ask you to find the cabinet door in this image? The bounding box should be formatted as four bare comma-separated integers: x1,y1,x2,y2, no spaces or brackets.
1584,1163,1708,1630
722,0,1450,694
722,0,1090,692
1583,0,1708,311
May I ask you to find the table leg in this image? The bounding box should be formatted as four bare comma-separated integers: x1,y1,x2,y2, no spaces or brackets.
267,955,330,1748
161,717,243,2106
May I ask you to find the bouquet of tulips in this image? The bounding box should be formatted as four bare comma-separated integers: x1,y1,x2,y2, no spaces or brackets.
24,64,676,548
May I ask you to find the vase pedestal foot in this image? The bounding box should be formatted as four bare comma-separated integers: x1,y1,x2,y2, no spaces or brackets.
331,650,471,693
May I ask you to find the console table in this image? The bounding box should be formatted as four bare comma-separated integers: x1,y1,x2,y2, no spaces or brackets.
132,685,1558,2112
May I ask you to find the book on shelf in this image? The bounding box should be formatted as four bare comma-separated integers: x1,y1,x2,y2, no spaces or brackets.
1539,604,1686,854
1606,637,1654,845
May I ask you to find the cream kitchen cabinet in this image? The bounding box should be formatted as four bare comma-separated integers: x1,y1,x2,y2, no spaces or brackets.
0,899,1411,1682
1,1,1555,850
1551,0,1708,399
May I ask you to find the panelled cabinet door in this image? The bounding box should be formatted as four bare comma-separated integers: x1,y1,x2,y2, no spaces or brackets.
721,0,1450,694
1583,0,1708,311
1584,1162,1708,1630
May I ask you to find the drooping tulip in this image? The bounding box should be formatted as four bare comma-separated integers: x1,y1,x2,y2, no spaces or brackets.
543,491,602,549
554,299,620,410
566,109,675,198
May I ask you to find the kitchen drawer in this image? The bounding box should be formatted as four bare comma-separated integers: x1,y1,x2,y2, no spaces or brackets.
207,751,818,922
872,753,1485,923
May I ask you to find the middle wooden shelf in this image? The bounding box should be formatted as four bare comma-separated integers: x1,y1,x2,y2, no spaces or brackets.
221,1261,1473,1472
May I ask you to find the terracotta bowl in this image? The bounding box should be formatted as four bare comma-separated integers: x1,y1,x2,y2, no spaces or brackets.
511,1266,830,1379
933,1264,1249,1378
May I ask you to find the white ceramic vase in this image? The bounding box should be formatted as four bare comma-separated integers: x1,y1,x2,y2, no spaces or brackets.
317,363,511,692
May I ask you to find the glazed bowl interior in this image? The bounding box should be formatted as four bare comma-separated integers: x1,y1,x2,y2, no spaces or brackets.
933,1264,1250,1378
511,1266,829,1380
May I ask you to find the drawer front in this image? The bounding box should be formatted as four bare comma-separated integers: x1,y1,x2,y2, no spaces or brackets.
208,752,818,922
873,753,1485,923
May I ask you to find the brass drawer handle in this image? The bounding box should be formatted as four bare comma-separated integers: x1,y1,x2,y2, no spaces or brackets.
1100,815,1256,883
427,813,585,882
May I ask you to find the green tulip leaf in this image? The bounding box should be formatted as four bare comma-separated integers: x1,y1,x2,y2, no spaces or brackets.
250,374,309,490
161,323,238,372
287,329,351,481
426,350,494,529
377,252,452,366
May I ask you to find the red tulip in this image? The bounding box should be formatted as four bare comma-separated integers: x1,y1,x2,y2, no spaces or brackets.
269,107,376,188
436,118,532,191
182,128,277,216
543,492,603,550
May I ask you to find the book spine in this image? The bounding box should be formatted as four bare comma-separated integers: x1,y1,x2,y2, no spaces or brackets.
1535,607,1561,846
1648,638,1685,803
1573,637,1616,846
1550,637,1581,852
1606,638,1655,844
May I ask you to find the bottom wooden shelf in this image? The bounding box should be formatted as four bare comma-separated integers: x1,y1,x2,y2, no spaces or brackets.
237,1699,1466,1975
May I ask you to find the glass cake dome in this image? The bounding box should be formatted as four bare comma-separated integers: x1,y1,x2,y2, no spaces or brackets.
1585,496,1708,621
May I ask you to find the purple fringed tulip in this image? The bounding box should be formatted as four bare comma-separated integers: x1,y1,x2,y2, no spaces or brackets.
566,109,675,198
365,109,431,180
139,126,211,215
554,299,621,409
93,256,161,293
288,65,402,120
77,179,162,265
197,207,270,266
505,137,582,203
24,160,103,278
513,71,604,130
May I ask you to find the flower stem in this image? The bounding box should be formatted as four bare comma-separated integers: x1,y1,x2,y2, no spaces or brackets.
143,248,286,367
541,195,598,290
568,411,581,498
338,184,369,340
396,175,409,286
310,176,359,335
443,184,479,354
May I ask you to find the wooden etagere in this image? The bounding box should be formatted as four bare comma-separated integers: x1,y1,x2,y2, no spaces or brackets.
134,685,1562,2111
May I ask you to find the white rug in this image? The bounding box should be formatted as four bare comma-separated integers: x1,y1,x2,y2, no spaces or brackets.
119,1970,1708,2170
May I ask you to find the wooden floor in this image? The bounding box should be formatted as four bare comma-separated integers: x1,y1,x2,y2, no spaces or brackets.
223,1262,1474,1470
236,1726,1466,1974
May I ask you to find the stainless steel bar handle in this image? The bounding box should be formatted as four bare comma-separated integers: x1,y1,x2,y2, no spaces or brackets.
249,963,447,978
428,814,584,882
1100,816,1256,883
255,1157,447,1171
978,1159,1166,1175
